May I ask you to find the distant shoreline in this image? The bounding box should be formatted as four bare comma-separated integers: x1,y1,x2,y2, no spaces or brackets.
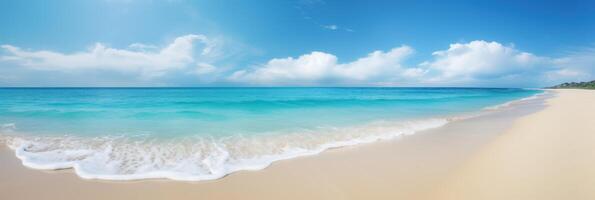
547,80,595,89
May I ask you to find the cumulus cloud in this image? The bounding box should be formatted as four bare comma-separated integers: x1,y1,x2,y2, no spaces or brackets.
228,46,414,85
229,40,594,87
420,41,595,86
423,41,545,84
0,34,216,78
1,37,593,87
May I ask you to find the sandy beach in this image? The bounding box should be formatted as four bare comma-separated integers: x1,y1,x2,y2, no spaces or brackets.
428,89,595,200
1,89,594,200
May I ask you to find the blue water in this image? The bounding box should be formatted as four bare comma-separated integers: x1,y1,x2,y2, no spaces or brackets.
0,88,542,181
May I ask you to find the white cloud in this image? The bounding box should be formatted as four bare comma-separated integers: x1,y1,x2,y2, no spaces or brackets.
1,36,593,87
420,40,595,86
424,41,545,83
336,47,414,80
231,41,554,86
128,43,158,51
322,24,338,30
0,34,216,78
229,40,595,87
321,24,354,32
228,46,414,85
229,51,337,84
548,48,595,82
192,62,217,75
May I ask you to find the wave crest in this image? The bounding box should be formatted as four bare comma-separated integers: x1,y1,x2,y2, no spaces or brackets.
4,118,448,181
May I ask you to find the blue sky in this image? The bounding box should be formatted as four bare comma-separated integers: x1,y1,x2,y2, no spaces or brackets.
0,0,594,87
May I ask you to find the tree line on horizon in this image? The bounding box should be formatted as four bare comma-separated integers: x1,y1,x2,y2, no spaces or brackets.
548,80,595,89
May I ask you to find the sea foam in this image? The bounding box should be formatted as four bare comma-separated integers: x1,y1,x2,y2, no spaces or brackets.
4,118,448,181
0,89,547,181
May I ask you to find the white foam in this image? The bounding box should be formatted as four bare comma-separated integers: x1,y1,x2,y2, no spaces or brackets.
1,123,16,132
483,90,548,111
2,118,449,181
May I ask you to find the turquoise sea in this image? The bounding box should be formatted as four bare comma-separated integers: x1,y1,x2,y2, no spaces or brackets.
0,88,542,181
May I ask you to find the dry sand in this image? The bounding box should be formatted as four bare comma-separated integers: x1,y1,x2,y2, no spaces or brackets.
0,89,593,200
428,89,595,200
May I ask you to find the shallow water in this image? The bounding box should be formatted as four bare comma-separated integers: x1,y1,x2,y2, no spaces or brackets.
0,88,543,181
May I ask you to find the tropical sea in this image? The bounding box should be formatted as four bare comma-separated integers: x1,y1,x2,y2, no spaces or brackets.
0,88,543,181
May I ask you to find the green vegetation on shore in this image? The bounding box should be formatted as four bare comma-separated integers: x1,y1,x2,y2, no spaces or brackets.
548,80,595,89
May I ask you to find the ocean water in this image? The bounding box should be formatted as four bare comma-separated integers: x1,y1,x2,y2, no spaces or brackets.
0,88,542,181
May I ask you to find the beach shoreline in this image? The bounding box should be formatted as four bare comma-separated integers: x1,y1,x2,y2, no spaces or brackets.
0,88,542,182
1,89,594,199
